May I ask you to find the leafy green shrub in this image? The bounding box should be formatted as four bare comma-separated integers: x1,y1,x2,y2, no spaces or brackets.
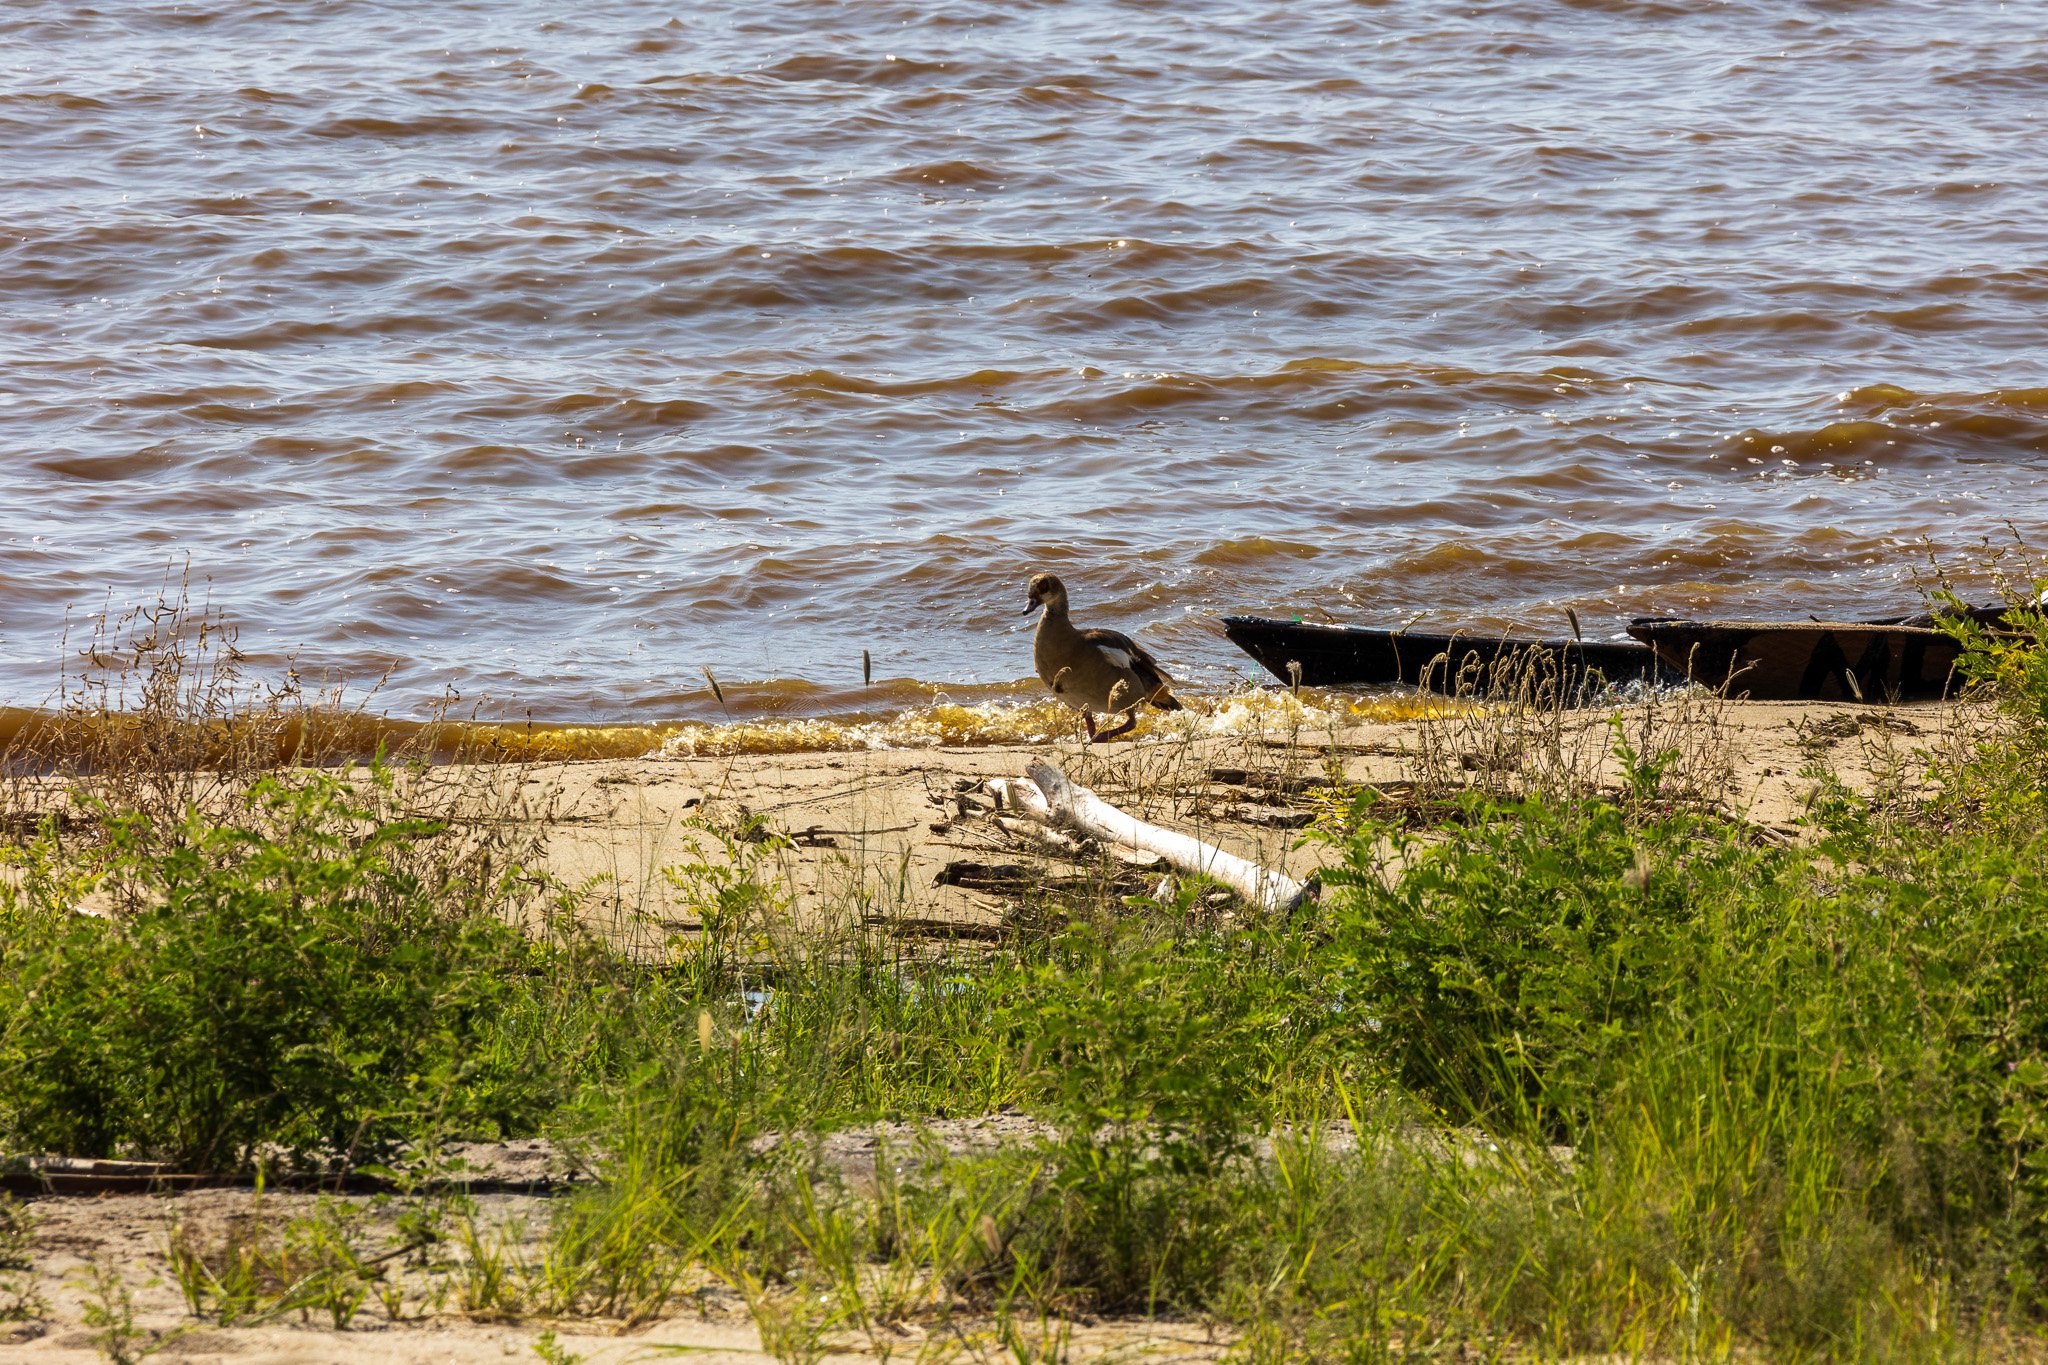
1316,793,1799,1133
1943,590,2048,736
1935,588,2048,835
1313,682,2048,1324
0,769,553,1168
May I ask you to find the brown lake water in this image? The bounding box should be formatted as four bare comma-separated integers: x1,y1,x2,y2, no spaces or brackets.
4,0,2047,729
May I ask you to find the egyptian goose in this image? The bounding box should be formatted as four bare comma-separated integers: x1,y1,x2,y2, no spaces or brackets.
1023,572,1184,741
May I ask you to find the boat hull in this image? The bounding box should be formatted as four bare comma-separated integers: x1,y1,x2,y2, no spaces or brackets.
1625,618,1967,702
1220,617,1663,692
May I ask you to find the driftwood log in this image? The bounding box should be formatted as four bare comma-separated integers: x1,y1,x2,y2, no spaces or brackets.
989,761,1312,915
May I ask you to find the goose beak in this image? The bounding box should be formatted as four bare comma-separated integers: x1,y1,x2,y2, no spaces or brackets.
1020,598,1040,616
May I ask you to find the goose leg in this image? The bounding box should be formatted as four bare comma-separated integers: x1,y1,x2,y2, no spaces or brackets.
1092,711,1137,743
1082,712,1097,741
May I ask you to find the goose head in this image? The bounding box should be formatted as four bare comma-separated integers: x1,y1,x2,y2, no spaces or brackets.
1022,572,1070,617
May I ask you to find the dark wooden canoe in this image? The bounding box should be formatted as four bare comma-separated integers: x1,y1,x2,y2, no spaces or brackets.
1625,617,1969,702
1225,606,2019,702
1220,617,1665,692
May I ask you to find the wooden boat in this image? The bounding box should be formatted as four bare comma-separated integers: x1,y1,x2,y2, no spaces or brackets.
1625,617,1969,702
1224,605,2019,703
1219,617,1665,692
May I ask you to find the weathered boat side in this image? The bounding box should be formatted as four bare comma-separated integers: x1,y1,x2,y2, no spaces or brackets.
1625,618,1967,702
1220,617,1662,691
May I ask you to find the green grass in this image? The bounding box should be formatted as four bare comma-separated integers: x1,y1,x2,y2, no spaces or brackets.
0,768,583,1168
6,587,2048,1358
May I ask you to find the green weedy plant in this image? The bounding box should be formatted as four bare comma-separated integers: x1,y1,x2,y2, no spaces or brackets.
986,911,1331,1316
1932,583,2048,836
660,819,798,988
848,1140,1055,1333
76,1255,163,1364
540,1022,774,1323
992,1292,1074,1365
531,1329,584,1365
164,1196,350,1328
0,765,550,1168
0,1194,45,1324
1006,907,1328,1162
728,1261,842,1365
453,1207,528,1317
1281,610,2048,1353
284,1198,380,1328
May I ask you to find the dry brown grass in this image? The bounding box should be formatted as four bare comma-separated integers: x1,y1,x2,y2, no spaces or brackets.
1408,643,1734,810
0,578,568,935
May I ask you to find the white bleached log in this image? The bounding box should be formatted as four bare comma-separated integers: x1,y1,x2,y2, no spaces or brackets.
1008,761,1312,915
994,814,1085,855
986,776,1054,824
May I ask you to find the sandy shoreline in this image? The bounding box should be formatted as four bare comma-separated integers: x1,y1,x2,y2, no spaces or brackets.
526,696,1945,942
3,694,1965,1361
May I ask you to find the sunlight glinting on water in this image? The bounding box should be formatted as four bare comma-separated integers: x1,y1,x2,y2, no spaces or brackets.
4,0,2046,727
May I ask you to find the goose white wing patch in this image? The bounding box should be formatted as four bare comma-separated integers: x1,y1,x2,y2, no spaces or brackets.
1096,645,1133,670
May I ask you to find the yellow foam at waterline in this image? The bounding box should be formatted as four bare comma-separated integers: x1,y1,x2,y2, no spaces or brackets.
652,688,1453,756
0,706,692,768
654,702,1070,756
2,687,1446,769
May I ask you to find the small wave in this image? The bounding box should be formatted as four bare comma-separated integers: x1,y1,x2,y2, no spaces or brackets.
434,444,550,477
1015,82,1121,108
183,314,467,348
0,91,115,112
1839,383,1919,413
882,159,1007,189
112,384,269,414
243,435,358,459
1933,60,2048,92
538,392,716,430
1029,360,1637,424
1511,281,1737,332
1674,310,1852,340
760,54,950,86
333,380,471,405
1555,0,1699,13
1193,537,1325,568
1732,420,1902,462
31,446,177,481
307,114,496,139
1739,386,2048,462
1842,383,2048,416
764,366,1047,399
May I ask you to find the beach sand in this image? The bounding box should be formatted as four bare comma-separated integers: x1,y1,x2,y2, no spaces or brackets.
526,696,1943,944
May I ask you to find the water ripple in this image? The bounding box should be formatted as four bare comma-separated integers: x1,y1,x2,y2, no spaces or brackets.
2,0,2045,720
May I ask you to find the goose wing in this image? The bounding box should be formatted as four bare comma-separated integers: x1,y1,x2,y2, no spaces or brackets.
1080,627,1175,697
